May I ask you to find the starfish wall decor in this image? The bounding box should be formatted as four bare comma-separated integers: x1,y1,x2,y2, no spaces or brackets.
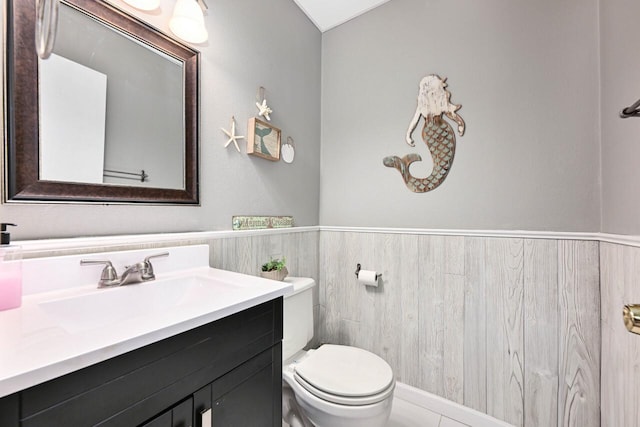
256,99,273,121
221,116,245,152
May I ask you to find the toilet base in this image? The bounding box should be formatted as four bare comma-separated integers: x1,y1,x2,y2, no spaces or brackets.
293,388,393,427
282,359,393,427
283,381,314,427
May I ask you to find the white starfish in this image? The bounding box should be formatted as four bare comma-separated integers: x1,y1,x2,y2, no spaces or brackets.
221,117,244,152
256,99,273,121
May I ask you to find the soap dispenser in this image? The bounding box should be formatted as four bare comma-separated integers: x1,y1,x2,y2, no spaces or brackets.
0,223,22,311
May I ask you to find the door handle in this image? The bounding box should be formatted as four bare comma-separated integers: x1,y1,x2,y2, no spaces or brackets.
200,408,212,427
623,304,640,334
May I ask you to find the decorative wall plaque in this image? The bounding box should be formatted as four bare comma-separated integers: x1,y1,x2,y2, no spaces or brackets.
232,216,294,230
247,117,281,161
383,74,465,192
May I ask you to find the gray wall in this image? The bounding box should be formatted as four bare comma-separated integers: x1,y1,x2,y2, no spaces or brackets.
600,0,640,235
0,0,321,240
319,0,601,232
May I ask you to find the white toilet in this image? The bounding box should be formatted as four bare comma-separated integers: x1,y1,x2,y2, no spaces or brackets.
282,277,395,427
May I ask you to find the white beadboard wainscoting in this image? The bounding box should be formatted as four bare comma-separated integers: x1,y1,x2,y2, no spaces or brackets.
208,230,322,347
319,231,600,427
600,242,640,427
16,227,640,426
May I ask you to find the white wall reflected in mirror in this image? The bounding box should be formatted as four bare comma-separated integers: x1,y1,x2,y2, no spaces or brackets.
39,1,185,190
39,53,107,184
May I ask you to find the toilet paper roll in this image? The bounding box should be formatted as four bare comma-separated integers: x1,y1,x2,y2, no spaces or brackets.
357,269,379,287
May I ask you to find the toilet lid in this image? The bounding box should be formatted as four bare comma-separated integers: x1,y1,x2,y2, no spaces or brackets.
294,345,394,402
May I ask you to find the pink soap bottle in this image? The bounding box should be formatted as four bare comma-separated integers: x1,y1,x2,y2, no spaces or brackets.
0,223,22,311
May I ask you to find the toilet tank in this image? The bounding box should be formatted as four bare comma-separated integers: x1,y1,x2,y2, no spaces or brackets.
282,277,315,361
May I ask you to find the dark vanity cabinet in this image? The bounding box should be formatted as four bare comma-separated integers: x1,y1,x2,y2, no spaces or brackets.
0,298,283,427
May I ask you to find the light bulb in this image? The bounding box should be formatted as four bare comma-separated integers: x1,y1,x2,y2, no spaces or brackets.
169,0,208,44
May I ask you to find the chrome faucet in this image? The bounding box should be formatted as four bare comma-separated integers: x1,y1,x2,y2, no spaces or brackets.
81,252,169,288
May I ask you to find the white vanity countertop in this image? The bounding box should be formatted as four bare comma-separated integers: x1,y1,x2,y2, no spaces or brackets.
0,245,292,398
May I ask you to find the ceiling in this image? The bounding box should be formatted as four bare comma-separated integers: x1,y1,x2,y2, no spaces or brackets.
293,0,391,32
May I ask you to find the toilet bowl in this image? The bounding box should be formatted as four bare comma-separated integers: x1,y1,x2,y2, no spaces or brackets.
281,277,395,427
283,345,395,427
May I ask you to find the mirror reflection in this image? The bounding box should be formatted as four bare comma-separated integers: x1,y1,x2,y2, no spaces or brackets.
39,2,185,190
5,0,199,204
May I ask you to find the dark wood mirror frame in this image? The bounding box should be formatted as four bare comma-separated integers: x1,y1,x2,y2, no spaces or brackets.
5,0,200,204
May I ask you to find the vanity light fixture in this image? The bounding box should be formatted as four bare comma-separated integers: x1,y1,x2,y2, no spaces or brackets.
121,0,209,44
35,0,207,60
169,0,209,44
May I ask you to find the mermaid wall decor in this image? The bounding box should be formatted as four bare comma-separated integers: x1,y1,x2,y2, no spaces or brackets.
384,74,465,193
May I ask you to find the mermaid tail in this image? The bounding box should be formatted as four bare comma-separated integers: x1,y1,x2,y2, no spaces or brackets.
256,127,273,156
383,116,456,193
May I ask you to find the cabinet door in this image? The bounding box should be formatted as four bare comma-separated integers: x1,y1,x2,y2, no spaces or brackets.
141,411,172,427
194,386,212,427
171,398,193,427
141,398,193,427
193,346,280,427
210,364,274,426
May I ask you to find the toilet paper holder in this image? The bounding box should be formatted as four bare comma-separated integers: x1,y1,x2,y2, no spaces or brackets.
354,263,382,280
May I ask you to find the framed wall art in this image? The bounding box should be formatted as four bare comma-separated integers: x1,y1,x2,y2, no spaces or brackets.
247,117,281,161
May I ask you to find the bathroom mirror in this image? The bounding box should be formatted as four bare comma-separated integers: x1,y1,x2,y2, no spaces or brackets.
5,0,200,204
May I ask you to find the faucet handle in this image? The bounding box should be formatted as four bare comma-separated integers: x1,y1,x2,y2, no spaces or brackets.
80,259,120,288
141,252,169,280
144,252,169,263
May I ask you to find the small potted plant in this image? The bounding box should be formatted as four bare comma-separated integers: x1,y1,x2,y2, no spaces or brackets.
260,257,288,281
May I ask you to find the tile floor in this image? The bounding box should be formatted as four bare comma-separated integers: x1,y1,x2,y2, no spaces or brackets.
282,382,514,427
387,395,468,427
283,394,469,427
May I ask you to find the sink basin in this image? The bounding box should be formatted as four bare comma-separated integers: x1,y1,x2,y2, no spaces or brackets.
39,275,238,333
